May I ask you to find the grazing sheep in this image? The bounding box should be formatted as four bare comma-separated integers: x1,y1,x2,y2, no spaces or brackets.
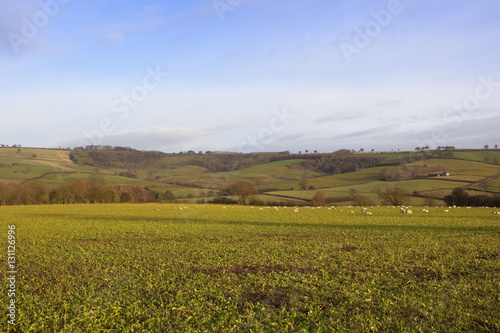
406,210,412,214
444,209,449,213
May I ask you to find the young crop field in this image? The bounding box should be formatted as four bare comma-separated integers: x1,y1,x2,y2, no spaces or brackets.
1,204,499,332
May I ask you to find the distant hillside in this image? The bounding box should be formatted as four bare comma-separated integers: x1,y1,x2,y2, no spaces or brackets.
1,146,499,207
70,147,167,169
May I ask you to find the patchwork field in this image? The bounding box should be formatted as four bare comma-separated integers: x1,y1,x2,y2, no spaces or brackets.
1,147,499,206
1,204,499,332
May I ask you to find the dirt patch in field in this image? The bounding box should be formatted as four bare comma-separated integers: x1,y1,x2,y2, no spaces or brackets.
193,264,317,275
401,306,427,320
339,245,360,252
241,287,291,308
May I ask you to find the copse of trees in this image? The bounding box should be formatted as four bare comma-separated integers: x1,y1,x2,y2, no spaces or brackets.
380,165,447,181
444,188,500,207
289,155,385,174
70,147,166,169
189,152,293,172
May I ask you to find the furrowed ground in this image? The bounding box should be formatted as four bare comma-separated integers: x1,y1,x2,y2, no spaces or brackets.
1,204,499,332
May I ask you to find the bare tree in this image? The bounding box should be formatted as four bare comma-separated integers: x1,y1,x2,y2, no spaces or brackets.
311,190,326,206
229,180,258,204
299,179,310,190
377,187,411,206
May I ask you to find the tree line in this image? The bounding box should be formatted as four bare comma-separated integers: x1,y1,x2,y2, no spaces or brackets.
0,175,177,206
379,165,447,181
288,156,385,174
444,188,500,207
69,147,166,169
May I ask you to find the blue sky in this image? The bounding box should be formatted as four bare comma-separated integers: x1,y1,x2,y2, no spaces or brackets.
1,0,499,153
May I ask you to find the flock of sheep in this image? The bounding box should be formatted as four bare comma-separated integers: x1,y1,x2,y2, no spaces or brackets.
158,205,499,215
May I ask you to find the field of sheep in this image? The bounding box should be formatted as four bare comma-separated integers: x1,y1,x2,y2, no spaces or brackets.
1,204,499,332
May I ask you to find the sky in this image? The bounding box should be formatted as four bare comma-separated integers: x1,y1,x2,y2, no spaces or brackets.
1,0,499,153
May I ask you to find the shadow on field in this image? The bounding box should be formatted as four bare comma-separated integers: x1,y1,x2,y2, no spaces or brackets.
25,213,500,233
192,264,317,275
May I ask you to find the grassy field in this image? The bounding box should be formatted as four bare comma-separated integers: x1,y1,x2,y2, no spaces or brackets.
1,204,499,332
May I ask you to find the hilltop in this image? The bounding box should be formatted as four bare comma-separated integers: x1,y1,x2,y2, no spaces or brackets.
0,146,499,206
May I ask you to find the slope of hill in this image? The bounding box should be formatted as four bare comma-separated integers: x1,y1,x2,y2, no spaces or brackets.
1,147,499,206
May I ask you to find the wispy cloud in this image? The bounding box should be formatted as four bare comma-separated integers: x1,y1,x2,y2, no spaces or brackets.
65,123,244,151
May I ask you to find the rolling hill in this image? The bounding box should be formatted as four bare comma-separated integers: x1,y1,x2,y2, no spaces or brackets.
1,147,499,206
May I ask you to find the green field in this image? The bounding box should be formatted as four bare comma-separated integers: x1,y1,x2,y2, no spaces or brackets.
1,204,499,332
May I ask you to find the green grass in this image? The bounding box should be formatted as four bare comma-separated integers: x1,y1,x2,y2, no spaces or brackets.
411,159,500,178
452,151,500,164
1,204,499,332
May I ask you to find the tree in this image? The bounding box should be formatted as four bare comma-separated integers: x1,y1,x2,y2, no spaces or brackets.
63,180,90,203
299,179,310,190
352,194,375,206
162,190,176,203
444,188,469,206
484,145,489,149
229,180,258,204
311,190,326,206
377,187,411,206
495,144,498,149
87,173,108,203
